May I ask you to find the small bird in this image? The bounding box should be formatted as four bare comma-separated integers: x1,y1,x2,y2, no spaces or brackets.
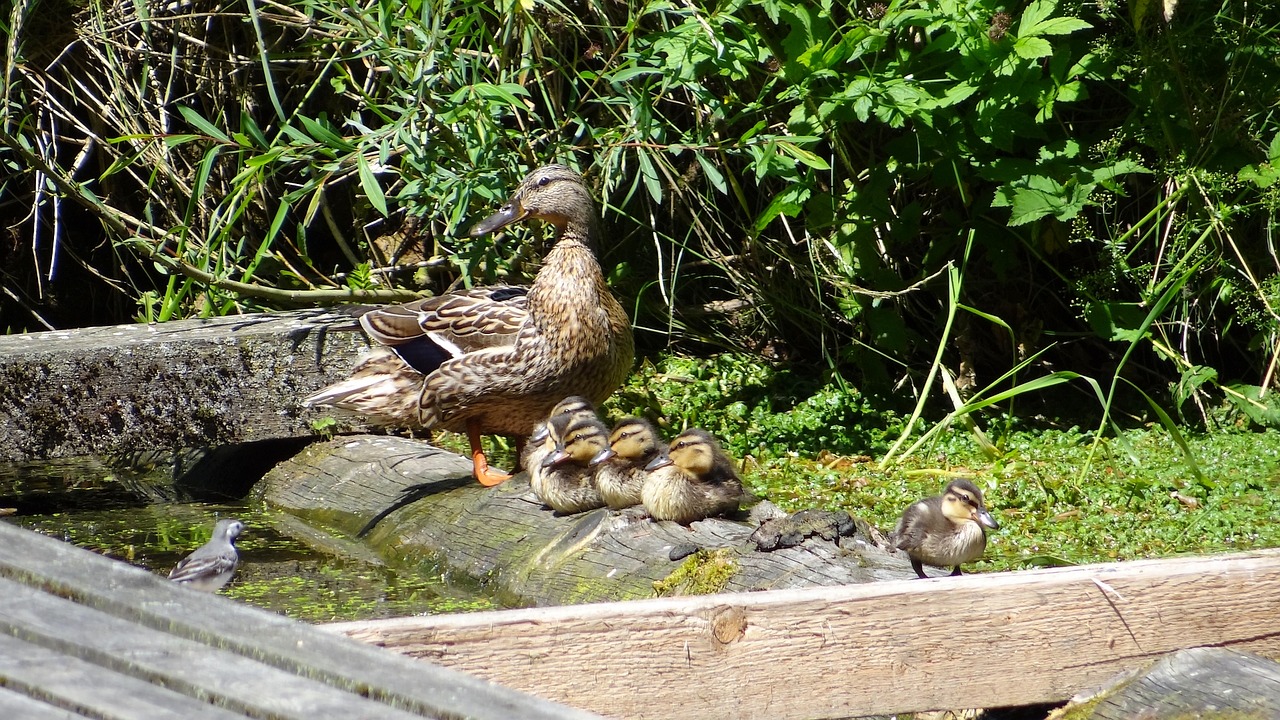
535,413,610,514
168,518,245,592
523,396,599,491
591,417,662,509
641,428,742,525
893,479,999,579
302,165,635,487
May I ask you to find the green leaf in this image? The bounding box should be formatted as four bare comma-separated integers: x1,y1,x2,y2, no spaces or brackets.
1030,17,1092,35
357,152,389,217
636,151,662,203
470,82,530,108
777,141,830,170
1017,0,1057,37
695,153,728,195
177,106,229,143
1013,37,1053,59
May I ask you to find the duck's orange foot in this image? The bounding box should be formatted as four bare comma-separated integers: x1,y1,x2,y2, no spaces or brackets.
475,460,513,487
467,422,512,486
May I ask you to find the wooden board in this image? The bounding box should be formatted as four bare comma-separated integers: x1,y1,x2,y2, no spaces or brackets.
260,435,916,608
327,548,1280,720
0,520,600,720
0,309,369,463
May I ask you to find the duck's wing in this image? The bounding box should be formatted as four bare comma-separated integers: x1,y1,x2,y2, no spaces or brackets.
361,286,529,353
892,498,940,551
359,287,529,375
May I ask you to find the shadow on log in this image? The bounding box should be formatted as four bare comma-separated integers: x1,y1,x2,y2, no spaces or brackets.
259,435,917,606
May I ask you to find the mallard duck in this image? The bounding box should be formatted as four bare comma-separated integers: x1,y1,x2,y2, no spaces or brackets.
522,395,599,491
591,417,661,509
892,479,999,579
303,165,635,486
535,413,610,514
168,518,244,592
641,428,742,524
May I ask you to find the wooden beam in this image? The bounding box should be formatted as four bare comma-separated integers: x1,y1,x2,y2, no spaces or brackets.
0,310,367,462
327,549,1280,720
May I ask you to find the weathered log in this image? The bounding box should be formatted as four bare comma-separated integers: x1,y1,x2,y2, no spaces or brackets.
0,310,371,463
1061,646,1280,719
323,550,1280,720
258,435,916,607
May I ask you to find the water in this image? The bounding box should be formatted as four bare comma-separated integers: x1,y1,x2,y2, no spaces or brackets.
0,455,493,623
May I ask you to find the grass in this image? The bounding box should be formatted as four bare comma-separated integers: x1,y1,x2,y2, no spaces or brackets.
427,350,1280,576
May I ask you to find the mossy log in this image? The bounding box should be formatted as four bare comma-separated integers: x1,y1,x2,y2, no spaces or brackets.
0,310,372,463
259,435,916,606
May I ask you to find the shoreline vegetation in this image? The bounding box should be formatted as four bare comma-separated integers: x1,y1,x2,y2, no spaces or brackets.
3,1,1280,586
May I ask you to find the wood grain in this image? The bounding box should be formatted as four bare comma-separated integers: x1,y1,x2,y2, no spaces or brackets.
0,519,600,720
328,549,1280,720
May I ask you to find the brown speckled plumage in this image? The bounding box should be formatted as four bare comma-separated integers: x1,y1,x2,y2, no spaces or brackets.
641,428,742,525
304,165,635,450
892,478,999,578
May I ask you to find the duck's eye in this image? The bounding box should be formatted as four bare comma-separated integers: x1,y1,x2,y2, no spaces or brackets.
537,176,552,187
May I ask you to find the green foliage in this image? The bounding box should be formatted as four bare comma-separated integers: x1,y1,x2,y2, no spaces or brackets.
605,353,903,459
3,0,1280,431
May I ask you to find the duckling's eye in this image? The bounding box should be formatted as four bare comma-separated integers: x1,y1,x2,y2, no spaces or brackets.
537,176,552,187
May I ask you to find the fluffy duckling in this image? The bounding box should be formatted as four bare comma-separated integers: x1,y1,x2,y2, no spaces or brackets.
535,414,610,514
893,479,999,579
522,395,598,474
641,428,742,525
591,417,662,509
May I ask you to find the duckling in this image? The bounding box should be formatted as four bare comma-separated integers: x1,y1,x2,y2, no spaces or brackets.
893,479,999,579
641,428,742,525
303,165,634,487
590,417,662,509
535,414,610,514
523,396,599,497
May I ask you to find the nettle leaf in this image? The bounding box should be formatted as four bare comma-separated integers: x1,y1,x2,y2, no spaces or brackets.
1014,36,1053,59
1269,132,1280,163
1017,0,1058,37
1030,16,1092,35
1084,301,1150,343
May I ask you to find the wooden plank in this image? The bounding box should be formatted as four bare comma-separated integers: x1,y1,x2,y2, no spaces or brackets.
0,310,368,462
0,521,602,720
262,435,915,608
326,549,1280,720
0,684,82,720
0,576,429,720
0,633,245,719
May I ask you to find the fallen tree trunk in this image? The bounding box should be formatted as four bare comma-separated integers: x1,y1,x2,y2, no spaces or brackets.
258,435,917,607
0,310,371,463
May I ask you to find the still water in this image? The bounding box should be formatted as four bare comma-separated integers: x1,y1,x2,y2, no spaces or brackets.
1,455,493,622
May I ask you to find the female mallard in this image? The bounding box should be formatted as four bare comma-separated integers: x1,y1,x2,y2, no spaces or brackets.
591,417,662,509
892,479,999,579
641,428,742,524
535,413,610,514
304,165,635,486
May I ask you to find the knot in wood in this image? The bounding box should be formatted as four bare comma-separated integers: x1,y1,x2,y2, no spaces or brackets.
710,606,747,645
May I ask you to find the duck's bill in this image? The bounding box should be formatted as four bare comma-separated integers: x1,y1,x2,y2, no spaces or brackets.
977,510,999,529
643,454,674,472
469,203,529,236
589,448,617,466
530,423,549,444
541,448,571,468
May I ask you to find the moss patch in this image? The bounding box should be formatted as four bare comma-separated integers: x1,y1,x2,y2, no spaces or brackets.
653,548,738,597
